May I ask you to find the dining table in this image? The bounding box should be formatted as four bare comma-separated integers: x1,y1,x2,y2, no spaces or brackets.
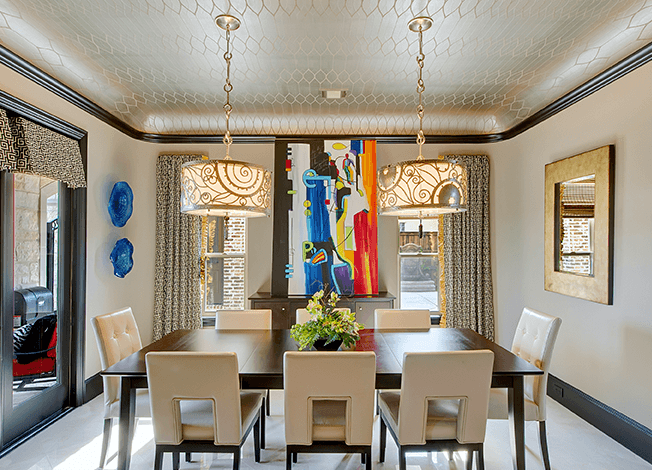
102,327,542,470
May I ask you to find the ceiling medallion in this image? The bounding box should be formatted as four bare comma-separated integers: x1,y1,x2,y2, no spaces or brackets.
377,16,468,217
180,14,271,218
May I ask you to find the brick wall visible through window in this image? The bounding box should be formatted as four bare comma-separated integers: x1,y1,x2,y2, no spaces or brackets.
202,217,246,314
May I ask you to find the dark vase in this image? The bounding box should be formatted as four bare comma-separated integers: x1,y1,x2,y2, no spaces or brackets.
313,338,343,351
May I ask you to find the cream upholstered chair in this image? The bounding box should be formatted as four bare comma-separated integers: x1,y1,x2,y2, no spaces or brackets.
488,307,562,470
91,307,150,469
284,351,376,470
295,307,351,325
379,350,494,470
374,309,431,329
146,351,265,470
215,309,273,330
216,309,272,419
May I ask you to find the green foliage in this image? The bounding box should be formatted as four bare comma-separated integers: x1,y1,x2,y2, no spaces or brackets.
290,290,364,350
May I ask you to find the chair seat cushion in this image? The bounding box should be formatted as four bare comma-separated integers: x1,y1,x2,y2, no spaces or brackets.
105,388,151,418
312,400,347,441
487,388,540,421
378,391,460,441
179,391,264,442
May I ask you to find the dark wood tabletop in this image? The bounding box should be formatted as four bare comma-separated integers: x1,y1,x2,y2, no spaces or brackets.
102,327,542,389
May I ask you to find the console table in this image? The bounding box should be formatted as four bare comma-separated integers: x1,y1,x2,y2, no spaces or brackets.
249,292,395,329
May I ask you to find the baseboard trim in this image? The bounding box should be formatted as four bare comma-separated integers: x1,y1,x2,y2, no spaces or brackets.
84,372,103,404
548,374,652,464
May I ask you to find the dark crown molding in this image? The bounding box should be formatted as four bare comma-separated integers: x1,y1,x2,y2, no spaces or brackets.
2,41,652,144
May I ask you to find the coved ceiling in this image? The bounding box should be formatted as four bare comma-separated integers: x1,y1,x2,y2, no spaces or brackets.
1,0,651,136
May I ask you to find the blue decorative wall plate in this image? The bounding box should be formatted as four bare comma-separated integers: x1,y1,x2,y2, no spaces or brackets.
108,181,133,227
110,238,134,278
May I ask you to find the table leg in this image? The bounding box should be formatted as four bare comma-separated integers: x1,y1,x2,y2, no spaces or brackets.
508,375,526,470
118,376,136,470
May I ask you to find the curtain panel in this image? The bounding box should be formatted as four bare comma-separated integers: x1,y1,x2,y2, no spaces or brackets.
0,109,86,188
441,155,495,341
153,154,202,340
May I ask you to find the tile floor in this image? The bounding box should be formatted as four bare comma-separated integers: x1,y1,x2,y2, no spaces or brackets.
0,391,650,470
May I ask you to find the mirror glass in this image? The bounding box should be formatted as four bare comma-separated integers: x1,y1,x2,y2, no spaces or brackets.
555,174,595,276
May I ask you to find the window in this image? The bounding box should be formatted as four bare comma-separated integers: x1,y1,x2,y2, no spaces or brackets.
201,217,246,320
398,218,439,311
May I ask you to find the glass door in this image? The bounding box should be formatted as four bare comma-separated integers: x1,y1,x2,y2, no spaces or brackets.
1,172,70,447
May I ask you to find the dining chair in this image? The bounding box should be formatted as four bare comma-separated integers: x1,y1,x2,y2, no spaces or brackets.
216,309,272,419
374,308,431,329
373,308,432,415
146,351,265,470
91,307,150,469
295,307,351,325
215,309,273,330
284,351,376,470
379,350,494,470
487,307,562,470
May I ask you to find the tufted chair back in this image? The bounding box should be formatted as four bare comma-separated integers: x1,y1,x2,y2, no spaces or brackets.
374,309,431,330
511,307,562,419
215,309,272,330
91,307,142,408
397,350,494,445
284,351,376,446
295,307,351,325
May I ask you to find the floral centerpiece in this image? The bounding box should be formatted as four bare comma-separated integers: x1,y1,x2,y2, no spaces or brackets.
290,290,364,350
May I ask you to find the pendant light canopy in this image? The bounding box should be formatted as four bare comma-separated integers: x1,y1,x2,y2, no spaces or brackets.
377,17,467,217
181,15,271,217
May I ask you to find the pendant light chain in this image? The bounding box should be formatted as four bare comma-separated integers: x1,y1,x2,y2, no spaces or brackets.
223,25,233,160
416,24,425,161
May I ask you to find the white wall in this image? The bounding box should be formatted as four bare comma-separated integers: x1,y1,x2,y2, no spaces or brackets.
492,60,652,429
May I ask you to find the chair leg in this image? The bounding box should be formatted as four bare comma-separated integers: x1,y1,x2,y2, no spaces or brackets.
376,389,379,415
266,389,271,416
286,449,292,470
186,453,192,462
253,416,261,463
539,421,552,470
233,448,241,470
153,447,164,470
477,446,485,470
465,450,473,470
399,446,407,470
366,450,372,470
260,401,266,449
361,452,365,464
379,414,387,463
293,452,298,463
173,452,180,470
99,418,112,469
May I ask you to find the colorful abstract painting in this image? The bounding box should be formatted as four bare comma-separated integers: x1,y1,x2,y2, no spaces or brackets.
285,140,378,296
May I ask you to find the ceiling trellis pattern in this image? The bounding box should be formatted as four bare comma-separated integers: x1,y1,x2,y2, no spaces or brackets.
1,0,651,135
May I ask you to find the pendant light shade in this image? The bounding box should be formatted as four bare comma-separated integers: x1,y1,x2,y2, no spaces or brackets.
180,14,272,218
180,159,271,217
377,158,467,216
377,16,468,217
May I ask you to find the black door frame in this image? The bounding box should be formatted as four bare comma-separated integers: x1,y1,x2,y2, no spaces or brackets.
0,89,87,451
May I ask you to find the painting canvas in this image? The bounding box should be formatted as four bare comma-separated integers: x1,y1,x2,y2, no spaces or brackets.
285,140,378,296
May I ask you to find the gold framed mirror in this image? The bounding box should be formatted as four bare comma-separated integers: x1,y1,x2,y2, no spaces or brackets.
544,145,614,304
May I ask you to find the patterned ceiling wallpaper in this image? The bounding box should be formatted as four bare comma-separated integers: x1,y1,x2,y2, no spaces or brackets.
0,0,651,135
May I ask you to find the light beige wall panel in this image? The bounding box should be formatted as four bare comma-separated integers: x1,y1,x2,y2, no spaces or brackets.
492,60,652,429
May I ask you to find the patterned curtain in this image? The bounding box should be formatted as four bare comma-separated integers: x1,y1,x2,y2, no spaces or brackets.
0,110,86,188
153,154,202,340
441,155,495,340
